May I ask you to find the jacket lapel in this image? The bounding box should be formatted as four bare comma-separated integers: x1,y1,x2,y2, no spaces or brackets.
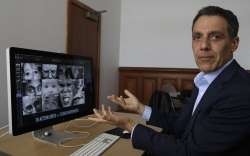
182,60,239,139
175,85,198,137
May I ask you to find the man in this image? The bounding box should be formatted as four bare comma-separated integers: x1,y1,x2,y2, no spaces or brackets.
89,6,250,155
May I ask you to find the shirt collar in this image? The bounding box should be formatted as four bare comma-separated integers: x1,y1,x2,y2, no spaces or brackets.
194,59,234,88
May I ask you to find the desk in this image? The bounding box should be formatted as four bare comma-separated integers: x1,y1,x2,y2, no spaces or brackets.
0,112,146,156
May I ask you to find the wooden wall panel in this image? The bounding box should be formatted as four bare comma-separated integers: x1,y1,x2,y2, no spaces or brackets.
120,76,139,98
181,79,195,91
142,77,157,104
119,67,199,104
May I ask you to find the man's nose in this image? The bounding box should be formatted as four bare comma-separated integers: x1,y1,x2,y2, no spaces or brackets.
200,38,210,51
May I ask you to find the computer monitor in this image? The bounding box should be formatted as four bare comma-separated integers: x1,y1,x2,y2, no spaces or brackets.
6,47,95,144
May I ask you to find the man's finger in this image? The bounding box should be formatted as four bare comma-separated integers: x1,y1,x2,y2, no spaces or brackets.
107,95,119,103
101,104,107,116
93,109,103,119
107,106,112,116
108,95,126,108
124,89,136,99
107,95,124,106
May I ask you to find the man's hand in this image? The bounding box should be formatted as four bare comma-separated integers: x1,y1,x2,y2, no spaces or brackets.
88,105,136,132
107,89,145,115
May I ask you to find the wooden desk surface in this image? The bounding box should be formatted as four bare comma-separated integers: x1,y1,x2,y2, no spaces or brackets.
0,112,144,156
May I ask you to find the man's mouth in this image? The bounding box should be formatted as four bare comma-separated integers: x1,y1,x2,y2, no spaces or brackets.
198,56,214,61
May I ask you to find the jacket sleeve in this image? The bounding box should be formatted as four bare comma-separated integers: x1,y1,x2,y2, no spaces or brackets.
146,109,179,130
146,87,198,133
132,91,250,156
147,96,194,134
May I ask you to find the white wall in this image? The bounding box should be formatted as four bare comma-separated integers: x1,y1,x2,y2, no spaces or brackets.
119,0,250,69
0,0,67,127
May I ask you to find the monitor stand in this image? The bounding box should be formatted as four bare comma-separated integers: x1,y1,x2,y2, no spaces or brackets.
32,126,80,145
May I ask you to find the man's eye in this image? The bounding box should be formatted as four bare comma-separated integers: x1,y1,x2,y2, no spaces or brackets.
210,35,221,40
209,32,225,41
192,35,201,40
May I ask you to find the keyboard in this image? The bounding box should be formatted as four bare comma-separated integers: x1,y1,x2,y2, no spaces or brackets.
70,133,120,156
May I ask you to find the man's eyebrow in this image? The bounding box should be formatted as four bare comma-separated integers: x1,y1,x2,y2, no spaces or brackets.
192,32,201,34
209,31,225,36
192,31,225,36
192,32,202,37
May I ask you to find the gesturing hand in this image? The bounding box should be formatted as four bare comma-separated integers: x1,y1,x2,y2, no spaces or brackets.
107,90,145,115
88,105,136,132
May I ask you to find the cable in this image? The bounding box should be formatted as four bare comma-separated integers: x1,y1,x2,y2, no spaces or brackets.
0,125,9,139
73,118,97,128
0,125,8,131
0,132,8,138
64,121,90,135
59,119,94,148
64,129,90,136
64,120,94,134
58,137,86,148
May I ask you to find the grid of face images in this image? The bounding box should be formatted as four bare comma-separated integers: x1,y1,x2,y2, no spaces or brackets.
21,63,85,116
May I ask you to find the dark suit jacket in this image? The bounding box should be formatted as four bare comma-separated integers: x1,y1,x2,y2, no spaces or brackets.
132,60,250,156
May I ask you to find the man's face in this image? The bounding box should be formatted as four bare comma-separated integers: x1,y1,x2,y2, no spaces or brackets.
23,63,41,81
42,64,57,79
192,16,239,73
58,79,74,107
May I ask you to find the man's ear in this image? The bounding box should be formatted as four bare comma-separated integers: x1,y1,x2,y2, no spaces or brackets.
231,37,239,53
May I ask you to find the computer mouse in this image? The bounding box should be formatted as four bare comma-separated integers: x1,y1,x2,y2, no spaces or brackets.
122,130,130,134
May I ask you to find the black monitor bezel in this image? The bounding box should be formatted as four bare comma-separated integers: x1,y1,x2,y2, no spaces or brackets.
7,47,95,136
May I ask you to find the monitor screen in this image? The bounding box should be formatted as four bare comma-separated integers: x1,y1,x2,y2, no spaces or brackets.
6,47,95,136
